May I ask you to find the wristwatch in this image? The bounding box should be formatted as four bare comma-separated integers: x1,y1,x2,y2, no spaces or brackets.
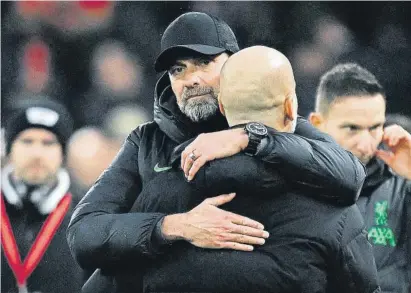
243,122,268,156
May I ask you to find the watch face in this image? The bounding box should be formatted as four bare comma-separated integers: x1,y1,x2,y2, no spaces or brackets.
246,122,268,136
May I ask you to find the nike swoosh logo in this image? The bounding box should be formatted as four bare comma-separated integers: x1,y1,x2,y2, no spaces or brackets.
154,163,172,172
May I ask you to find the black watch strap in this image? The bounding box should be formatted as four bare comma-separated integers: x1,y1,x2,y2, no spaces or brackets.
243,122,268,156
244,133,260,156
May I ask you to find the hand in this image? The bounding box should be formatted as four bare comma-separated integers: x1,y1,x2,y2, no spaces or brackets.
181,129,249,181
162,193,269,251
376,124,411,179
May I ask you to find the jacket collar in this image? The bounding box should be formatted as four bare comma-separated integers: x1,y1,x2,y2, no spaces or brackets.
362,157,393,194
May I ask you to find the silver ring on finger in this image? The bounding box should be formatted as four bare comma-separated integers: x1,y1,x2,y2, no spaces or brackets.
189,150,197,161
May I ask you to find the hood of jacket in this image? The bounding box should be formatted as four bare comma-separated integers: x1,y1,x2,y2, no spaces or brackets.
153,73,228,144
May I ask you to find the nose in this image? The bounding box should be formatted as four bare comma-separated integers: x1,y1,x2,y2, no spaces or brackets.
183,70,202,88
30,142,47,158
355,131,376,156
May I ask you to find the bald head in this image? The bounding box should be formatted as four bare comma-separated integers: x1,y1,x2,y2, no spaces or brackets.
219,46,297,131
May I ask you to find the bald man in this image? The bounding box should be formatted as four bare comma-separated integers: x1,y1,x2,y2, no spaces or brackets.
102,46,380,293
219,45,297,128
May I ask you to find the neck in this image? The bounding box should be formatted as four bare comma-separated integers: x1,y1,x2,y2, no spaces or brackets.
227,116,291,132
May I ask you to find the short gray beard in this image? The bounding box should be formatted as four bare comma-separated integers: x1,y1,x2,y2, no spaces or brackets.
178,87,219,122
178,97,219,122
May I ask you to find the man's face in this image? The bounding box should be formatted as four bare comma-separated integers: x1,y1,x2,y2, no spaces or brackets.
168,53,229,122
313,94,386,164
9,128,63,185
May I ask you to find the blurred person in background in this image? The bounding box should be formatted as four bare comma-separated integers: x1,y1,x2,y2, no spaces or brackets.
68,12,368,292
291,15,357,117
1,99,84,293
75,40,145,128
66,127,116,200
102,104,151,141
67,105,150,199
309,63,411,293
1,37,68,118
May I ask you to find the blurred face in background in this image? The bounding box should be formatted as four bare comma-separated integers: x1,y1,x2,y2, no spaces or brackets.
93,41,142,97
9,128,63,185
67,127,119,189
310,94,386,164
168,52,229,122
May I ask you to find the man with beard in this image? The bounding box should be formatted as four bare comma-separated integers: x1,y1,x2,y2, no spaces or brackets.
309,63,411,293
1,99,84,293
67,13,368,291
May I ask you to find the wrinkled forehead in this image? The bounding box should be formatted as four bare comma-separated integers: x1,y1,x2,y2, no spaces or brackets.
326,95,386,125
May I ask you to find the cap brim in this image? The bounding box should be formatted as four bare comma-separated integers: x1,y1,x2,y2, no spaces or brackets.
154,45,226,72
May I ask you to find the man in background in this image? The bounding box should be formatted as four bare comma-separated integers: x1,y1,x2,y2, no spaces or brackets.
309,63,411,293
1,99,84,293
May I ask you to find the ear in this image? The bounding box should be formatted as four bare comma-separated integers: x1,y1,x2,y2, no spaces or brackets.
218,94,225,116
284,96,296,121
308,112,324,129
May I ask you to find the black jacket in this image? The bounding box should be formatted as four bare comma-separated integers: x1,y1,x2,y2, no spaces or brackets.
123,148,379,293
67,73,368,290
357,158,411,293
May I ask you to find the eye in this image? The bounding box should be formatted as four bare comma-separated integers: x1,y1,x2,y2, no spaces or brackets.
369,124,383,132
20,138,33,145
169,66,184,76
346,125,360,132
199,59,211,66
43,139,58,146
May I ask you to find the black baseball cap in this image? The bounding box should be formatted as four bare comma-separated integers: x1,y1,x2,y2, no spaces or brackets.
154,12,239,72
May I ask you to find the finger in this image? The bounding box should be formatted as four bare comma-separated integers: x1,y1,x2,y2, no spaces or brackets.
384,125,407,146
384,124,400,133
389,135,400,147
181,148,189,170
228,213,264,230
181,146,195,170
221,233,266,245
187,156,207,181
375,149,394,165
229,224,270,238
385,131,402,147
382,133,396,147
183,154,197,177
218,241,254,252
204,193,236,206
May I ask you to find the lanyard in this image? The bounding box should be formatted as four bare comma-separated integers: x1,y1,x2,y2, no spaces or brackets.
1,193,72,292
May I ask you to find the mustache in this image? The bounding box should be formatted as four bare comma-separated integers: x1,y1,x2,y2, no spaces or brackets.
25,161,47,169
182,86,213,99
